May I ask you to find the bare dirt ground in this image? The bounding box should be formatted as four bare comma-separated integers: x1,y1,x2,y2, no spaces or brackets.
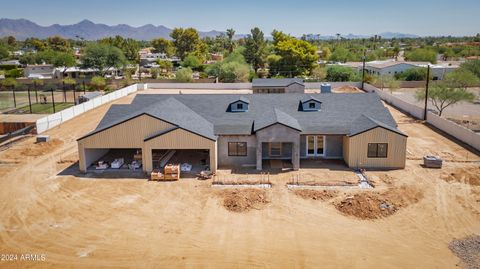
0,93,479,268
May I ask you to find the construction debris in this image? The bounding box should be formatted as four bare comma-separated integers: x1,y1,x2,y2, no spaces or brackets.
448,235,480,269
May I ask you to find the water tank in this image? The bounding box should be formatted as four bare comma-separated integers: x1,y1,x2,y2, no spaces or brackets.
320,83,331,93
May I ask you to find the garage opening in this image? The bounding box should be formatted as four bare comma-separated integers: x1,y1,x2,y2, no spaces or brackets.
151,149,210,178
86,148,142,172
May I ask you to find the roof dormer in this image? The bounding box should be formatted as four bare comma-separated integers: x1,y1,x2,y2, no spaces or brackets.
229,97,249,112
300,96,321,111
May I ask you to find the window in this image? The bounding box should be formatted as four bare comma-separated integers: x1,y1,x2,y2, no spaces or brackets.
228,142,247,156
367,143,388,158
309,102,316,109
237,103,243,110
306,135,324,156
269,142,282,156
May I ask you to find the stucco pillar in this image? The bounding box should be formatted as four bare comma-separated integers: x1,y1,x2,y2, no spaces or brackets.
292,141,300,171
210,142,217,172
78,144,87,173
256,141,262,170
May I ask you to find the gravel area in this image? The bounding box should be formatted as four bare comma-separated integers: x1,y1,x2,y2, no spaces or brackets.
449,235,480,269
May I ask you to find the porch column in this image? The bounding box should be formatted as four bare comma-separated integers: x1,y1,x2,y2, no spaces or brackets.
292,140,300,171
256,141,262,170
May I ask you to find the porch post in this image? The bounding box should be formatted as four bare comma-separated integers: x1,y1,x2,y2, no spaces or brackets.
256,141,262,170
292,141,300,171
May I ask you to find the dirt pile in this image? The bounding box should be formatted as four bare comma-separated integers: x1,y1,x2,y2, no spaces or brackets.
220,189,269,212
292,189,338,201
21,139,63,157
449,235,480,269
442,167,480,186
333,86,362,93
334,186,423,220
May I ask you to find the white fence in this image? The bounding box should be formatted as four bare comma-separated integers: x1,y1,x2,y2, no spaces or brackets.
364,84,480,151
304,82,362,89
36,84,137,134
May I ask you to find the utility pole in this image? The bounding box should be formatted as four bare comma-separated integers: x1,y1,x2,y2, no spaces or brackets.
27,86,32,113
62,81,66,103
51,88,56,113
361,50,366,90
12,88,16,108
83,80,86,94
34,81,39,103
423,65,430,121
72,82,76,105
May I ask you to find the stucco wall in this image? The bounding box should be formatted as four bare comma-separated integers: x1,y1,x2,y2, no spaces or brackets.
217,135,257,167
325,135,343,158
256,124,300,170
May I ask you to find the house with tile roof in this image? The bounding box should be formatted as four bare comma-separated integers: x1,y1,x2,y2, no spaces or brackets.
77,93,407,173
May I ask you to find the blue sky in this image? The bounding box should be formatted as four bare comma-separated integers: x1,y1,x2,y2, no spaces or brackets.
1,0,479,36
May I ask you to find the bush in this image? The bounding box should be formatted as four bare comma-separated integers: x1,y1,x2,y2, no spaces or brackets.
175,68,193,82
90,76,106,91
326,65,360,82
1,77,17,89
181,54,203,71
218,62,250,82
395,67,429,81
5,68,23,78
405,48,437,64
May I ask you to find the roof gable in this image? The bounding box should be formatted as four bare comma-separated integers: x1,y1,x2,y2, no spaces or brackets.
349,114,407,137
254,108,302,132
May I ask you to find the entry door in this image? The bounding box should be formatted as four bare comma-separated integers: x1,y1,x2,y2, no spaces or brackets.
306,135,325,157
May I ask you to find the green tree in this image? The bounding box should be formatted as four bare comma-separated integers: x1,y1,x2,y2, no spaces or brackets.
0,44,9,60
396,67,430,81
206,48,251,82
100,36,140,63
175,67,193,82
157,60,174,74
151,38,175,57
170,28,201,60
378,75,400,93
24,38,47,51
243,27,267,73
90,76,106,91
460,60,480,78
47,36,71,52
326,65,360,82
405,48,437,63
444,69,480,90
181,54,203,70
226,28,236,53
329,47,352,62
81,43,127,76
415,84,475,116
1,78,17,90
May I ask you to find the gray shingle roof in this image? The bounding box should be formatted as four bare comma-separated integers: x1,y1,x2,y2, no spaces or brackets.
349,114,407,137
252,78,304,87
80,92,403,141
254,108,302,131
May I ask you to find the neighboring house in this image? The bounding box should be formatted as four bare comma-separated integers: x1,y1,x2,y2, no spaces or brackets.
0,60,22,67
252,78,305,93
362,60,459,80
139,51,180,67
54,67,98,79
77,93,407,174
23,64,54,79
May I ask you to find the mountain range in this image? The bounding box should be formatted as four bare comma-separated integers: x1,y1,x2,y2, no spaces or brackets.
0,18,420,41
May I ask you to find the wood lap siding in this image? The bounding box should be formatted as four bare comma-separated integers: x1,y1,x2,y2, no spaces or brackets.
343,127,406,169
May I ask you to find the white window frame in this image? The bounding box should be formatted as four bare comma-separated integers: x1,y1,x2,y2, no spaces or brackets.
306,135,326,157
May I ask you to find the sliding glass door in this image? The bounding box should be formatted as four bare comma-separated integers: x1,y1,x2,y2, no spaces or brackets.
306,135,325,157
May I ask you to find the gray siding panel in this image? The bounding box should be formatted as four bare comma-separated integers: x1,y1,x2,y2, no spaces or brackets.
217,135,257,167
326,135,343,158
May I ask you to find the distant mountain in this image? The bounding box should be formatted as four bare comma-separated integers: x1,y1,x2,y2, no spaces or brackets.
0,18,421,41
0,18,224,40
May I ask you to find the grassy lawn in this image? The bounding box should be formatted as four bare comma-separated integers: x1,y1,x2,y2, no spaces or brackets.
15,103,75,114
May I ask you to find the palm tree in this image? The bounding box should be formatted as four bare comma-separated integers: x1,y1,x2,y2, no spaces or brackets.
226,28,236,53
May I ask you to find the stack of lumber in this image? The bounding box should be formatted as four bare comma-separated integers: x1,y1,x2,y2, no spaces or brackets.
150,170,164,181
163,164,180,181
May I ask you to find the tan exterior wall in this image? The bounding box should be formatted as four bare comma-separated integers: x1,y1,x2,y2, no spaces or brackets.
218,135,257,168
143,128,216,173
343,127,406,169
78,114,173,148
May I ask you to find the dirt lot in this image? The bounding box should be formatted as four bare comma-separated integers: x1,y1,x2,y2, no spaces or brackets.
0,92,479,268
